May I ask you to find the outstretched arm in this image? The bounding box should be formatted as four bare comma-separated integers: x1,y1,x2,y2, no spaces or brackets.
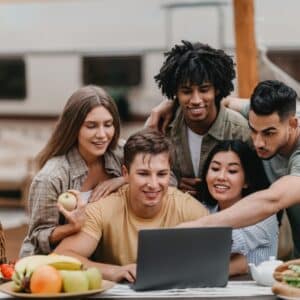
178,175,300,228
55,231,136,283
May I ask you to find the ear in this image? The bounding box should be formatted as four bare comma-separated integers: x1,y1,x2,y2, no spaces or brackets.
288,116,298,129
243,182,249,189
122,165,129,179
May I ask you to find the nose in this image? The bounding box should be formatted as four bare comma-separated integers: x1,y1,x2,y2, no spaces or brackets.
95,126,106,138
147,175,159,189
216,169,227,181
252,133,265,149
190,90,203,105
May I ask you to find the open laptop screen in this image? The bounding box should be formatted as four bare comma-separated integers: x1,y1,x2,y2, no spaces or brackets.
134,227,232,291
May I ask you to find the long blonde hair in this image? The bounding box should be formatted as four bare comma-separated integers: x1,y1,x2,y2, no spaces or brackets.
37,85,120,169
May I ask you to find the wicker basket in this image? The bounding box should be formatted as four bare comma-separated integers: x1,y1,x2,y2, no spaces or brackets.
0,222,7,263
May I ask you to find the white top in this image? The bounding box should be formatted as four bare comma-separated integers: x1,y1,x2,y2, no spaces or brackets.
80,190,92,204
187,127,203,176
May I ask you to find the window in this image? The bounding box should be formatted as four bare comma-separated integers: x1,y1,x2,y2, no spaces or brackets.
0,57,26,99
83,56,142,87
268,50,300,82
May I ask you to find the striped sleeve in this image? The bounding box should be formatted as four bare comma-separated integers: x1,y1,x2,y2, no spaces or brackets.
231,215,279,265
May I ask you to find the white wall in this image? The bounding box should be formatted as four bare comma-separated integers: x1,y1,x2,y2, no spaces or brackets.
0,54,81,115
0,0,299,116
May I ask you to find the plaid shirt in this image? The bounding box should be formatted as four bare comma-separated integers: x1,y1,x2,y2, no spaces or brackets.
167,105,250,188
20,146,122,257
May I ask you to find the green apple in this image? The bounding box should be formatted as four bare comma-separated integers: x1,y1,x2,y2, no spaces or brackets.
57,192,77,211
85,267,102,290
60,270,89,293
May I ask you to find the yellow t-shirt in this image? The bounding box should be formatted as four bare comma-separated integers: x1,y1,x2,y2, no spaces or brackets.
82,185,208,265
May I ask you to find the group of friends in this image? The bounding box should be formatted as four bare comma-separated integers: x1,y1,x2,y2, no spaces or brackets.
18,40,300,283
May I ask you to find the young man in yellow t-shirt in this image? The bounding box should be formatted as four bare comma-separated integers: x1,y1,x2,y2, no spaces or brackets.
55,129,209,282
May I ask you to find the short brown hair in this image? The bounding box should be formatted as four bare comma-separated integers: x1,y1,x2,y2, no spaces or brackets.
124,129,172,169
37,85,120,169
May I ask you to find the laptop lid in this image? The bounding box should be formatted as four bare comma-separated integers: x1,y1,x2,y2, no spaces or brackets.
133,227,232,291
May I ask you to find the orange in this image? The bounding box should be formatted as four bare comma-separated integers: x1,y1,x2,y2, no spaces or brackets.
30,265,62,294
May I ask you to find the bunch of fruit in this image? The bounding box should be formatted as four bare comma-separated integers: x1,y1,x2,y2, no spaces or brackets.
12,254,102,294
0,262,15,281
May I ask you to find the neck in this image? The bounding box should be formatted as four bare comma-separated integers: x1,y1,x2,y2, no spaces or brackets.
218,197,240,211
185,109,217,135
128,192,163,219
78,147,103,167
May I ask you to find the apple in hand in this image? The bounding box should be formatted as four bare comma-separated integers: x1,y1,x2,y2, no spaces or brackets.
57,192,77,211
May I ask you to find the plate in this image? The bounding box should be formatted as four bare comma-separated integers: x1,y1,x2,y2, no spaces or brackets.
0,279,114,299
277,295,300,300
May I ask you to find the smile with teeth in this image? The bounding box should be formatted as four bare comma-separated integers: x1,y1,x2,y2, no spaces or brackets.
143,191,161,198
92,141,108,146
214,184,229,192
188,106,206,113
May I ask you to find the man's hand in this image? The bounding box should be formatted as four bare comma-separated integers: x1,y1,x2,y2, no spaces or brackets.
57,190,86,232
145,99,174,133
178,177,201,197
89,177,127,202
221,96,249,113
108,264,137,283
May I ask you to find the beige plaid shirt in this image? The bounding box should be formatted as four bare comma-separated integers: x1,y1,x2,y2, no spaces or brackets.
167,105,250,190
20,146,122,257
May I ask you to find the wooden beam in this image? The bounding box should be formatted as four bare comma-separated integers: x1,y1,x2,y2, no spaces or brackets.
233,0,258,98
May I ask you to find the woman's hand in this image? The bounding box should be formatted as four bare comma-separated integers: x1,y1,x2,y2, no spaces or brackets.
57,190,86,232
145,99,174,133
89,177,127,202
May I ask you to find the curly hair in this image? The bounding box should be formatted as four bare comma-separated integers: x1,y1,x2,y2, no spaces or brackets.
154,40,236,106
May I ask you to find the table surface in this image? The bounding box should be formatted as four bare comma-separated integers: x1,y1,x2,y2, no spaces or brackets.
0,276,280,300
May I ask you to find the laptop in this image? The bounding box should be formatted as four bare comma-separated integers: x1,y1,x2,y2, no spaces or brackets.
133,227,232,291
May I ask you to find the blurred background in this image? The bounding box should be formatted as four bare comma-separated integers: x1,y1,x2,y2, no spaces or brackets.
0,0,299,260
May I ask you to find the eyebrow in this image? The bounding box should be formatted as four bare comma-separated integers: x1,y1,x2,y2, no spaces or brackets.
211,160,241,167
84,118,113,123
136,168,170,172
248,122,277,133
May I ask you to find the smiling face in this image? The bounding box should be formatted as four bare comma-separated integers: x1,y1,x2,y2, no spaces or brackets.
206,150,247,210
78,105,115,163
177,82,217,134
248,110,292,159
122,152,170,218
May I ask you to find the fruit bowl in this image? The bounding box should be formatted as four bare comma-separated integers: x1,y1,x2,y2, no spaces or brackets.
0,279,114,299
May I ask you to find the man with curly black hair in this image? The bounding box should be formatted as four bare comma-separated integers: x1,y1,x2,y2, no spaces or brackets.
149,41,250,203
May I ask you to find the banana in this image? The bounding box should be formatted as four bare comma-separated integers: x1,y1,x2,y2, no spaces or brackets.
47,255,83,271
14,255,49,282
12,254,83,292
